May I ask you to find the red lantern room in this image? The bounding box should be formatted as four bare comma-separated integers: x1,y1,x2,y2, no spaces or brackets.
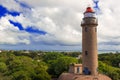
85,7,94,13
84,7,96,18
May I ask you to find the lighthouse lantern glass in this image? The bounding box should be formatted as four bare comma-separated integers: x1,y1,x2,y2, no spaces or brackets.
84,13,96,18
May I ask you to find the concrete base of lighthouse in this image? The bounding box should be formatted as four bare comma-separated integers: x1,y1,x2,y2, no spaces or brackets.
57,64,111,80
58,73,112,80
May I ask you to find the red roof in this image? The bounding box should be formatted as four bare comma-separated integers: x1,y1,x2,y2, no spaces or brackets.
85,7,94,13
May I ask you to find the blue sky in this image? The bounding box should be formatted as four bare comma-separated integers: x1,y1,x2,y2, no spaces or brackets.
0,0,120,51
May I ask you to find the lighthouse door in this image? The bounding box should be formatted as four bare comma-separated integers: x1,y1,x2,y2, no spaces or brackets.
77,67,80,73
83,67,90,75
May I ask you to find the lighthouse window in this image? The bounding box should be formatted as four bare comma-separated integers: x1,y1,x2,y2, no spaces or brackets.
85,27,87,32
95,28,97,32
85,51,88,55
96,67,98,72
77,67,80,73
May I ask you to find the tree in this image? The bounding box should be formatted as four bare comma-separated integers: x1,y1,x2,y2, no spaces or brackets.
43,52,63,62
7,55,51,80
33,66,51,80
50,56,78,76
0,62,7,72
11,70,31,80
99,61,120,80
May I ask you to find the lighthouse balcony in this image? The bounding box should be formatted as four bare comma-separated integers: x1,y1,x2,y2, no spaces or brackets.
81,17,98,26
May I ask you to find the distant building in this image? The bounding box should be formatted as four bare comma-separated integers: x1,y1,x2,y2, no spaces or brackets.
58,7,111,80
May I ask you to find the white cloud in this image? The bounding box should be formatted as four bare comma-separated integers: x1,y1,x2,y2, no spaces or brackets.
6,6,83,46
0,16,30,45
0,0,21,11
0,0,120,50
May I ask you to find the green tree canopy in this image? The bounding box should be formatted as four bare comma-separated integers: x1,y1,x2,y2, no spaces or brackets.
48,56,78,76
0,62,7,72
43,52,64,62
99,61,120,80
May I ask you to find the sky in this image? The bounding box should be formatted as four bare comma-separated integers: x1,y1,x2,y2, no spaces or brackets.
0,0,120,51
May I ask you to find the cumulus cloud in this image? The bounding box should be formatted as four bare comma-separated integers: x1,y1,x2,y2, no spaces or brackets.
0,0,21,11
0,0,120,50
96,0,120,50
0,16,30,45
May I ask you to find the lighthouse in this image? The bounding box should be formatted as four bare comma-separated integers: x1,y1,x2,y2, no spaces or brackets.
81,7,98,75
58,7,112,80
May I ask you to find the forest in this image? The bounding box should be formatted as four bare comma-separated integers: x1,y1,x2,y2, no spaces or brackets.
0,50,119,80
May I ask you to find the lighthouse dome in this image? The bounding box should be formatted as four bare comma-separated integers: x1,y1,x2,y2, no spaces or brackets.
84,7,96,18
